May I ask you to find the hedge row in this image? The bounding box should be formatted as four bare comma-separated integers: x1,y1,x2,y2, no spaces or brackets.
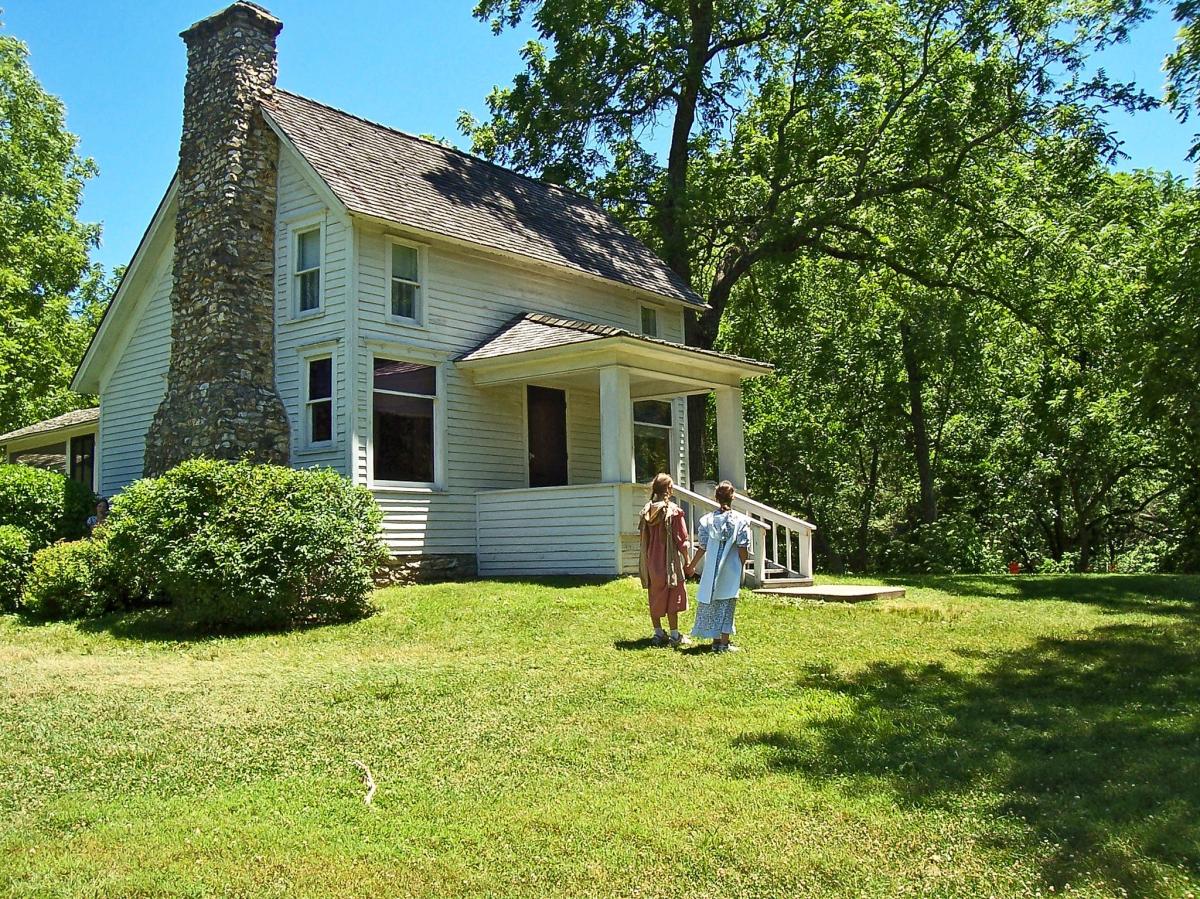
1,460,387,631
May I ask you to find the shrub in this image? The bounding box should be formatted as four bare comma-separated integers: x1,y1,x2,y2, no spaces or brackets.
22,538,116,620
104,459,386,630
0,525,33,613
0,464,95,549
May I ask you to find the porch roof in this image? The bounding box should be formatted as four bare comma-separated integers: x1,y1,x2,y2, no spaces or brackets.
0,407,99,446
457,313,771,392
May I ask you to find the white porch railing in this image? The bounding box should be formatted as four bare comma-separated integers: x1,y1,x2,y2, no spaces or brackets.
673,484,815,586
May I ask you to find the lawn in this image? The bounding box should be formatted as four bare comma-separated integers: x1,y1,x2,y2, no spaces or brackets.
2,575,1198,898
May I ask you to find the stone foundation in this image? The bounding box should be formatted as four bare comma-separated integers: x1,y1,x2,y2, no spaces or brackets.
373,554,478,586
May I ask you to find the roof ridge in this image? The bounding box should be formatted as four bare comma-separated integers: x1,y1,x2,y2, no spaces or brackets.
271,89,597,206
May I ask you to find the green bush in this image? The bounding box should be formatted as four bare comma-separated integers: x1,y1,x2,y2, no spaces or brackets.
22,539,116,620
104,459,386,630
0,464,95,549
0,525,33,613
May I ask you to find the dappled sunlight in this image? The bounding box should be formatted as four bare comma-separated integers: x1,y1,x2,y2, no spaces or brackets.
739,619,1200,894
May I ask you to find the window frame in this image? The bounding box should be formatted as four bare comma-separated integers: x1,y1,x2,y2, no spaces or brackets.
633,399,675,484
640,304,659,338
385,236,427,327
300,348,336,451
290,219,325,319
367,350,445,490
68,432,96,492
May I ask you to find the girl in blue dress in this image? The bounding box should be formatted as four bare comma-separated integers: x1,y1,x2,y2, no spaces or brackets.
686,481,751,653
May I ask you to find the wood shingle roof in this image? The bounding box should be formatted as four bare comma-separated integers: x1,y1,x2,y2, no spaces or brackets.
264,91,704,308
0,407,99,444
459,313,770,370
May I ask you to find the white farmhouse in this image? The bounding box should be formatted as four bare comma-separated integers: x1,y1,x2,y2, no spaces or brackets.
0,2,814,584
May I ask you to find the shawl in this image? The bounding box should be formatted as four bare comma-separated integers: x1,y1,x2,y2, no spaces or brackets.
637,500,687,590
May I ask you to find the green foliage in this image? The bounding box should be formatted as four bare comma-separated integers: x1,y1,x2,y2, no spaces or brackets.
103,459,386,630
0,31,109,435
21,538,113,620
0,463,94,549
0,524,32,613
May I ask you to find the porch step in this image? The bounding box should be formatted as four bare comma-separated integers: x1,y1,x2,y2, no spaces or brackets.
754,577,814,589
755,583,906,602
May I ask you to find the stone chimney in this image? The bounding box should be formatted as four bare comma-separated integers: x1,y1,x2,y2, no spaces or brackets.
144,2,291,475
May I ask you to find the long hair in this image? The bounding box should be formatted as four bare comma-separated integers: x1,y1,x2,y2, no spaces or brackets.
715,480,735,511
650,472,673,504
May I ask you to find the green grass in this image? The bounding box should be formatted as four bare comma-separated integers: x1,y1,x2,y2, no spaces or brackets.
2,574,1199,898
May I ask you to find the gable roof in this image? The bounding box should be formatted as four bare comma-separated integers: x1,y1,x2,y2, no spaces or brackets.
263,91,704,308
459,312,770,371
0,407,99,444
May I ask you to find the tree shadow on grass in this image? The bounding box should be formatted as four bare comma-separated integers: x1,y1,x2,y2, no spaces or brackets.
734,620,1200,893
880,574,1200,617
70,605,335,643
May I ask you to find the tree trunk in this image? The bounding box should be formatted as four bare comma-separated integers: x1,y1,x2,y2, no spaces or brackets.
854,443,881,571
899,320,937,525
659,0,713,282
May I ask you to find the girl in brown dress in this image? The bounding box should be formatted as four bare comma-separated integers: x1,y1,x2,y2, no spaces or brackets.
638,473,691,647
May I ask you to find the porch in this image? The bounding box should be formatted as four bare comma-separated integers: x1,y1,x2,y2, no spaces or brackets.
475,481,814,585
459,314,815,584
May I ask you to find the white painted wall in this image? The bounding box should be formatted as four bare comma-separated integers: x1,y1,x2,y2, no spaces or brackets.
351,222,691,556
98,249,173,496
273,151,350,473
477,484,621,576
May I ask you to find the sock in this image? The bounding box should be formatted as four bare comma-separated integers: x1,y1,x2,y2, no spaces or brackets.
670,629,680,639
654,626,666,636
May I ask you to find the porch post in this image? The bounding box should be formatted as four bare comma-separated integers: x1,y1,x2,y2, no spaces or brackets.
714,385,747,490
599,366,634,483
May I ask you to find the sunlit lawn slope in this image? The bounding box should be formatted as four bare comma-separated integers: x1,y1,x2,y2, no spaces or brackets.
2,574,1198,897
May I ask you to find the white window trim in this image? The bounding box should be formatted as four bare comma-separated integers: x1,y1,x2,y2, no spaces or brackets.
290,218,326,319
298,344,337,452
367,351,445,490
633,399,675,484
640,304,660,338
385,236,428,328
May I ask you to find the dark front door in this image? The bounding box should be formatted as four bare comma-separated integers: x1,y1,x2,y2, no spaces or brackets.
527,385,568,487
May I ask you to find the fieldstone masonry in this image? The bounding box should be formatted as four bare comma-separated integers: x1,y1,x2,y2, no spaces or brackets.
144,2,291,474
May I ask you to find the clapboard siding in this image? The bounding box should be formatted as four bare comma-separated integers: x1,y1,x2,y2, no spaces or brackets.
477,485,620,575
99,250,173,496
274,151,349,473
352,224,688,556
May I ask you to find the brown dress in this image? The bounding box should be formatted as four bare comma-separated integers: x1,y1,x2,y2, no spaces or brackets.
638,501,689,617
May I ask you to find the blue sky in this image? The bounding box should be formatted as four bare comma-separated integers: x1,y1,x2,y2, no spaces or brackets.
2,1,1194,272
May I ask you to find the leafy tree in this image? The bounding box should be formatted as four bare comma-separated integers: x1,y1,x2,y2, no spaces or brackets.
464,0,1155,475
0,27,102,434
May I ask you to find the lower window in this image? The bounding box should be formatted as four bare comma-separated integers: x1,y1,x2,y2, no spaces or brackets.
372,358,437,484
634,400,672,484
70,433,96,489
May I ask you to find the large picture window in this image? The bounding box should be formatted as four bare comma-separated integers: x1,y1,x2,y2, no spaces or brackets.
294,226,322,313
389,242,422,322
305,356,333,446
373,358,437,484
634,400,672,484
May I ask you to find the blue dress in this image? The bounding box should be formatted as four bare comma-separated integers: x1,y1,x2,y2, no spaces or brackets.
691,509,751,639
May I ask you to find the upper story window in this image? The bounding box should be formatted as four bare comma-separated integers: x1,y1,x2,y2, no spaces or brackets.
633,400,673,484
389,241,422,323
372,358,438,485
294,226,322,314
640,305,659,337
305,356,334,447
